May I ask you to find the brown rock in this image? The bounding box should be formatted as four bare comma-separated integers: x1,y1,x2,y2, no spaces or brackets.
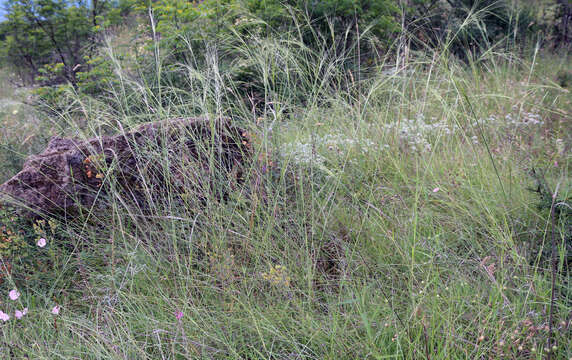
0,117,250,216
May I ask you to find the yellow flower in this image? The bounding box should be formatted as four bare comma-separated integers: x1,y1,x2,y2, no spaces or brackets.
262,264,291,287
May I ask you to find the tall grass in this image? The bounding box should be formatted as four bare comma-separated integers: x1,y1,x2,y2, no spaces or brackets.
0,9,570,359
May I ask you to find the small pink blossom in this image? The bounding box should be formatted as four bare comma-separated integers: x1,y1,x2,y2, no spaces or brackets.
554,161,558,167
15,308,28,319
0,311,10,322
175,310,183,320
51,305,60,315
9,289,20,300
37,238,47,248
432,187,440,193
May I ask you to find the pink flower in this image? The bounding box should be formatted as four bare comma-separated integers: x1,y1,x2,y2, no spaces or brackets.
51,305,60,315
175,310,183,321
432,187,440,193
9,289,20,301
554,161,558,167
15,308,27,319
0,311,10,322
37,238,47,248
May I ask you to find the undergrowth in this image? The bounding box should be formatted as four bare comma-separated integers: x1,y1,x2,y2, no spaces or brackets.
0,10,571,360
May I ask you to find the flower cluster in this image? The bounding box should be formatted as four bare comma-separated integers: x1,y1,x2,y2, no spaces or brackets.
0,236,61,323
503,111,544,126
0,289,27,322
473,108,545,129
280,133,381,167
281,142,326,166
382,114,458,152
261,264,291,287
1,287,61,322
383,107,545,152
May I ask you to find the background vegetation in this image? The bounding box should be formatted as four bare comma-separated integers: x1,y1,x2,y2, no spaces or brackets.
0,0,570,358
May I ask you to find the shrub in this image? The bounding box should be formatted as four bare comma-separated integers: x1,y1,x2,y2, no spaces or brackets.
407,0,540,59
0,0,134,87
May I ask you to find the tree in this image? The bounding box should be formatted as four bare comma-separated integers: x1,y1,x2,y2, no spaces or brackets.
0,0,121,86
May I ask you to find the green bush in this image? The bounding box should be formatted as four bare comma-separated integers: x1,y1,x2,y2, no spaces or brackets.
407,0,540,60
0,0,134,87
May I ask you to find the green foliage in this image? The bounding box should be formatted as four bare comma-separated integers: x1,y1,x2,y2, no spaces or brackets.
119,0,402,117
0,206,55,281
35,62,66,85
528,168,572,268
147,0,400,56
0,74,51,183
76,55,120,95
535,0,572,49
3,0,568,108
407,0,540,59
0,0,92,85
0,0,133,88
0,6,571,355
556,69,572,87
0,206,78,296
0,207,28,259
241,0,401,36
